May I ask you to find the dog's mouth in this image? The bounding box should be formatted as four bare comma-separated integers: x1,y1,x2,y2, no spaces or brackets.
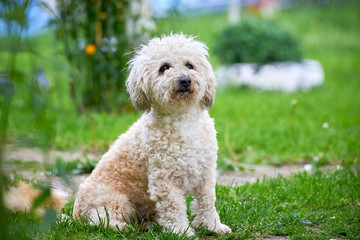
177,87,193,94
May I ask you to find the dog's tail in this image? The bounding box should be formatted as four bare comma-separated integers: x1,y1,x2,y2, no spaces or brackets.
4,181,69,213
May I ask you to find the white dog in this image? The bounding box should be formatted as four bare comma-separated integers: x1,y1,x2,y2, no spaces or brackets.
72,34,231,236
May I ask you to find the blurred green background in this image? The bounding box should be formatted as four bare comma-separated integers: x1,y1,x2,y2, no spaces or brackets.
0,0,359,168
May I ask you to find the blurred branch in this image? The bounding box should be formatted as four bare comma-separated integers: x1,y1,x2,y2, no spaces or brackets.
0,73,12,240
0,1,31,238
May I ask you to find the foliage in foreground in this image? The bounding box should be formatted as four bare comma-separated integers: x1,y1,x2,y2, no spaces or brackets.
5,166,360,239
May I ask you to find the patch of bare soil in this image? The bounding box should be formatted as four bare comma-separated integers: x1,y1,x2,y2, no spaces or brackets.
217,164,303,186
217,163,339,186
4,147,101,163
3,147,100,193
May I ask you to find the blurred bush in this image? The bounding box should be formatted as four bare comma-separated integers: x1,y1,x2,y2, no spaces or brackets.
48,0,134,111
1,1,57,238
214,19,303,64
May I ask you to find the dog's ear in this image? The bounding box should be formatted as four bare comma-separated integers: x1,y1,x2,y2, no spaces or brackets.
126,63,151,112
200,67,216,110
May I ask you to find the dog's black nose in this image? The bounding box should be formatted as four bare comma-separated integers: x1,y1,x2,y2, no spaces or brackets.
179,76,191,88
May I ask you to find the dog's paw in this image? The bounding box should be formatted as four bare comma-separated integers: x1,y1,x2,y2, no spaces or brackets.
213,223,232,234
192,218,231,234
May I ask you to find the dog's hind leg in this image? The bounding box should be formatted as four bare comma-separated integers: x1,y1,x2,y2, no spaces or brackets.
73,187,135,231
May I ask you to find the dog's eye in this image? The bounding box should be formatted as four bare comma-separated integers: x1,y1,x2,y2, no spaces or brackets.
159,64,170,73
186,63,194,69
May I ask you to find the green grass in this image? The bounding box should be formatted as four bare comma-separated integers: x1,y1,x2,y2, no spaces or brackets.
2,2,359,166
5,166,360,239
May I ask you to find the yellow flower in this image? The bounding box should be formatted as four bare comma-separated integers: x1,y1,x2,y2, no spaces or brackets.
85,44,96,55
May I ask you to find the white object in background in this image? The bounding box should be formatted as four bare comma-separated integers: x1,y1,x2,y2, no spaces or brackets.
216,59,324,92
228,0,241,24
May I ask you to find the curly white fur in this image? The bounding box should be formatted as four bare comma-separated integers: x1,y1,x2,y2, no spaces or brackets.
73,34,231,236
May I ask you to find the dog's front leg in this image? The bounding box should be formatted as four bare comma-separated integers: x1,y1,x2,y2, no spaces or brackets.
191,178,232,234
148,174,195,236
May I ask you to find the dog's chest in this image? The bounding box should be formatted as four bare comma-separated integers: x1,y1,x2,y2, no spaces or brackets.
145,115,217,190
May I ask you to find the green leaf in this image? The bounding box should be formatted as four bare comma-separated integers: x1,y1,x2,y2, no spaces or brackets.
31,186,51,210
42,208,57,230
0,77,14,101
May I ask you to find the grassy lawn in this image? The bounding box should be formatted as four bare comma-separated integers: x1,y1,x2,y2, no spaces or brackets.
1,2,360,240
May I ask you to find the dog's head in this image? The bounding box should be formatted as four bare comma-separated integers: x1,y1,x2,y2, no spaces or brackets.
126,34,215,113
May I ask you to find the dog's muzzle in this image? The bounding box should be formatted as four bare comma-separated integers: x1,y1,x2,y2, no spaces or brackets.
177,76,192,93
